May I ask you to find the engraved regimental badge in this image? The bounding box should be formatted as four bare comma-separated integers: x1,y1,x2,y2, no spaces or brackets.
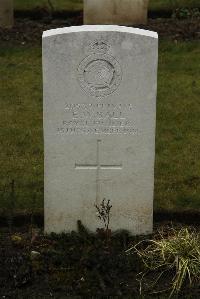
77,41,122,97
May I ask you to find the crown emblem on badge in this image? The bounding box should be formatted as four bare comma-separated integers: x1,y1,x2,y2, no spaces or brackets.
77,40,122,97
90,40,110,54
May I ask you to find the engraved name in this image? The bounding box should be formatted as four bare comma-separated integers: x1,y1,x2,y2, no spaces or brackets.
57,102,138,135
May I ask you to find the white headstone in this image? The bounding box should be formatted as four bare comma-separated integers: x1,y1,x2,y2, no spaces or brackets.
0,0,13,28
43,25,158,235
84,0,149,25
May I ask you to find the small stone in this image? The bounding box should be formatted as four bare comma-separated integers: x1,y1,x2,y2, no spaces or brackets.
30,251,41,259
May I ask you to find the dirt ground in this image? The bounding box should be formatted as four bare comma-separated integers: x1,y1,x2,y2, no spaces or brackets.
0,17,200,45
0,222,199,298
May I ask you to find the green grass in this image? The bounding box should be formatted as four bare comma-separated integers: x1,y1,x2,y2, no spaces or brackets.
0,40,200,212
14,0,200,12
155,41,200,211
0,46,43,210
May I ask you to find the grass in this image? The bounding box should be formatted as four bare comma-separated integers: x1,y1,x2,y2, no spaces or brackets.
0,40,200,212
129,227,200,297
0,46,43,210
14,0,200,12
155,41,200,211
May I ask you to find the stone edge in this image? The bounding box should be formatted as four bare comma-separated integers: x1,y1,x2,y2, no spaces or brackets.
42,25,158,39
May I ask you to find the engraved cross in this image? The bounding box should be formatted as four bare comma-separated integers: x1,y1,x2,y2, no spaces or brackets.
75,139,122,203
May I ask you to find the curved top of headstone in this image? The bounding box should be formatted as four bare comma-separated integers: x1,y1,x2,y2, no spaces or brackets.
43,25,158,39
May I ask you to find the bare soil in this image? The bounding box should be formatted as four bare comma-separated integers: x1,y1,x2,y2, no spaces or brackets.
0,222,199,298
0,17,200,45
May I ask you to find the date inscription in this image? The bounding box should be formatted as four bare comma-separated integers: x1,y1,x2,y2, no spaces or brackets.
57,102,138,135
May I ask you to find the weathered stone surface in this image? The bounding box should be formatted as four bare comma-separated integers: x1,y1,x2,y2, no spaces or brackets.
0,0,13,28
84,0,149,25
43,25,158,235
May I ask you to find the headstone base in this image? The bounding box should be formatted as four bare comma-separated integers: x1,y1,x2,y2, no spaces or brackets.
0,0,13,28
84,0,149,25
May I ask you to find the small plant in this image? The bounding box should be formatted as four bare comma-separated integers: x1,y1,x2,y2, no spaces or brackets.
95,198,112,232
127,227,200,297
